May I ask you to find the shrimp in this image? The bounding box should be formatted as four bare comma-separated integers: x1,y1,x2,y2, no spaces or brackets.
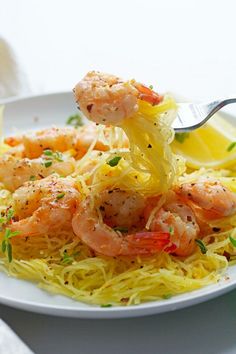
4,144,24,158
176,181,236,220
73,124,110,158
0,154,75,191
74,71,163,125
146,192,200,257
10,175,80,237
4,125,113,159
22,127,77,159
76,182,234,257
95,189,146,230
72,190,172,256
4,135,22,147
146,181,236,256
5,127,80,159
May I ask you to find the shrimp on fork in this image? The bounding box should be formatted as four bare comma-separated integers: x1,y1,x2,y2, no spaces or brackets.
74,71,163,125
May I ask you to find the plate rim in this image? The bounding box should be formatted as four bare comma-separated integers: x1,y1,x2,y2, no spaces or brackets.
0,90,71,104
0,271,236,318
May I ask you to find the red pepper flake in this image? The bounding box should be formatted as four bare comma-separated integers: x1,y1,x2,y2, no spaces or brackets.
87,104,93,112
223,251,231,261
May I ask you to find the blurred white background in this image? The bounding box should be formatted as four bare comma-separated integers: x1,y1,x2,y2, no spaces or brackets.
0,0,235,102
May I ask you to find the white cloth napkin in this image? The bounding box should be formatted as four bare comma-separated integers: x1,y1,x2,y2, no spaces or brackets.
0,319,34,354
0,37,30,98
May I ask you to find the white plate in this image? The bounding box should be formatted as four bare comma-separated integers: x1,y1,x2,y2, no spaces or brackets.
0,92,236,319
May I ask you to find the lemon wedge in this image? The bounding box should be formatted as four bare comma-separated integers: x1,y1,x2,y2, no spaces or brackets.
171,114,236,169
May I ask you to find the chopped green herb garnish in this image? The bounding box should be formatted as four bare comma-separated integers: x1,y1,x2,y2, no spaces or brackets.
54,151,63,162
43,150,63,163
7,243,12,262
0,217,5,224
56,193,65,200
149,85,153,90
62,251,74,265
101,304,112,308
1,228,20,262
227,142,236,152
229,235,236,247
66,113,84,128
162,294,172,299
6,208,14,222
195,239,207,254
0,208,14,226
61,250,79,264
169,226,174,235
113,226,128,233
44,161,52,168
107,156,122,167
5,228,20,239
175,132,190,144
30,175,36,181
43,149,53,156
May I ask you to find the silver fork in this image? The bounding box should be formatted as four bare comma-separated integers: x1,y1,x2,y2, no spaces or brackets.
172,97,236,132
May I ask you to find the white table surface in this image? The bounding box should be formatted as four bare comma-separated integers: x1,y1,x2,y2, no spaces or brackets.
1,290,236,354
0,0,236,353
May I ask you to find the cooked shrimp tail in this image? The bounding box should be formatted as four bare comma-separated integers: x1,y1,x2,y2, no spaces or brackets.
133,83,163,106
124,231,173,254
145,191,200,257
72,197,174,257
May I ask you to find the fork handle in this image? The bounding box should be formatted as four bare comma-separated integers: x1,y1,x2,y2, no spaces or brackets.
206,97,236,118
